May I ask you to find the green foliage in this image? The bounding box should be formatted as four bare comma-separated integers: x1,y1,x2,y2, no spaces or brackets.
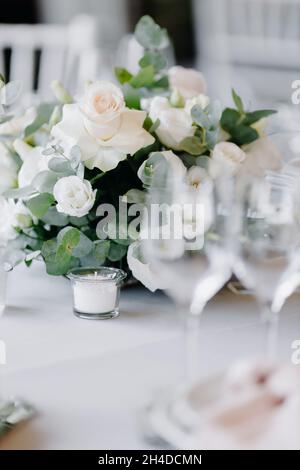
130,65,155,88
108,242,128,262
220,89,276,146
134,15,169,50
27,193,54,218
42,227,95,275
24,103,55,138
139,51,167,72
115,67,133,85
123,84,141,109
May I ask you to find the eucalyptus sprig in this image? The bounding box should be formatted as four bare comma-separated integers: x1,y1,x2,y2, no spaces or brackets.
220,89,276,146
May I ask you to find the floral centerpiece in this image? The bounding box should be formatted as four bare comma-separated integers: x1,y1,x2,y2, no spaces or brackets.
0,16,279,290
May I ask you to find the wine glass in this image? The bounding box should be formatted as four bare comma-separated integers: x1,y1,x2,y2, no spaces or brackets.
231,174,300,358
140,169,232,440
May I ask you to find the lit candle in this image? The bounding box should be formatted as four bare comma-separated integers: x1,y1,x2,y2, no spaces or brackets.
67,268,127,320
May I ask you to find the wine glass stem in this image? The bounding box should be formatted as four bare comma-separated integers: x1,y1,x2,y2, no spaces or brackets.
260,302,279,359
184,312,203,385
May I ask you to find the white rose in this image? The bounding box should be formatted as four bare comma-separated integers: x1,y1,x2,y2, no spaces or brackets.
168,66,206,100
13,140,50,188
241,137,282,177
0,197,30,245
0,107,36,137
138,150,187,184
53,176,96,217
185,94,210,115
148,97,194,150
0,143,17,194
210,142,246,177
51,81,155,172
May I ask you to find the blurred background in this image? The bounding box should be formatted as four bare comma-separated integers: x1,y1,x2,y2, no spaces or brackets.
0,0,300,113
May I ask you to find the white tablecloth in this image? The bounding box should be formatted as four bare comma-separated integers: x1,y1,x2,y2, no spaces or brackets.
0,262,299,449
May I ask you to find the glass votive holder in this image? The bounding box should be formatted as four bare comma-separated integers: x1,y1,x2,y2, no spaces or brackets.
67,267,127,320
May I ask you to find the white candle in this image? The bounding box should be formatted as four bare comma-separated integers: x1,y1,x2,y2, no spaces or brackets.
73,277,118,314
67,267,126,319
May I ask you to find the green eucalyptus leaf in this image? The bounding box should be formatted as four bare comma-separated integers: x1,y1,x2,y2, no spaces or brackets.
135,15,169,50
24,103,55,138
139,51,167,71
108,242,127,262
32,171,59,193
243,109,277,126
42,207,69,227
153,75,169,89
130,65,155,88
3,186,36,199
191,105,211,129
220,108,240,132
123,84,141,109
27,193,54,218
230,125,259,146
48,157,73,174
80,240,110,267
115,67,133,84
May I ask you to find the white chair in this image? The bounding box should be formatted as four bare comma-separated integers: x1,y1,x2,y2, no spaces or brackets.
0,15,100,102
193,0,300,106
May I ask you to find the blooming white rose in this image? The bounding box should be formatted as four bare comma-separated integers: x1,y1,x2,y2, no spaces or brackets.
0,143,18,194
148,97,194,150
168,66,206,100
210,142,246,177
53,176,96,217
0,198,30,246
241,137,282,177
13,140,50,188
0,107,36,137
185,94,210,115
51,81,155,172
138,150,186,184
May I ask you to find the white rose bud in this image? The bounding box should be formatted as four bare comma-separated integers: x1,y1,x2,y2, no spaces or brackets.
210,142,246,177
148,97,194,150
53,176,96,217
168,66,206,100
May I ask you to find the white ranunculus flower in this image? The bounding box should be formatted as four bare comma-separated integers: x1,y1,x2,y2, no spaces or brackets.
168,66,206,100
127,241,164,292
0,143,18,194
185,94,210,115
210,142,246,177
13,140,50,188
138,150,187,184
148,97,194,150
51,81,155,172
241,137,282,177
0,107,36,137
53,176,96,217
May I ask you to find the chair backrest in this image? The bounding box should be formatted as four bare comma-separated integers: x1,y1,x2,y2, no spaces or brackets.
0,14,99,101
194,0,300,68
